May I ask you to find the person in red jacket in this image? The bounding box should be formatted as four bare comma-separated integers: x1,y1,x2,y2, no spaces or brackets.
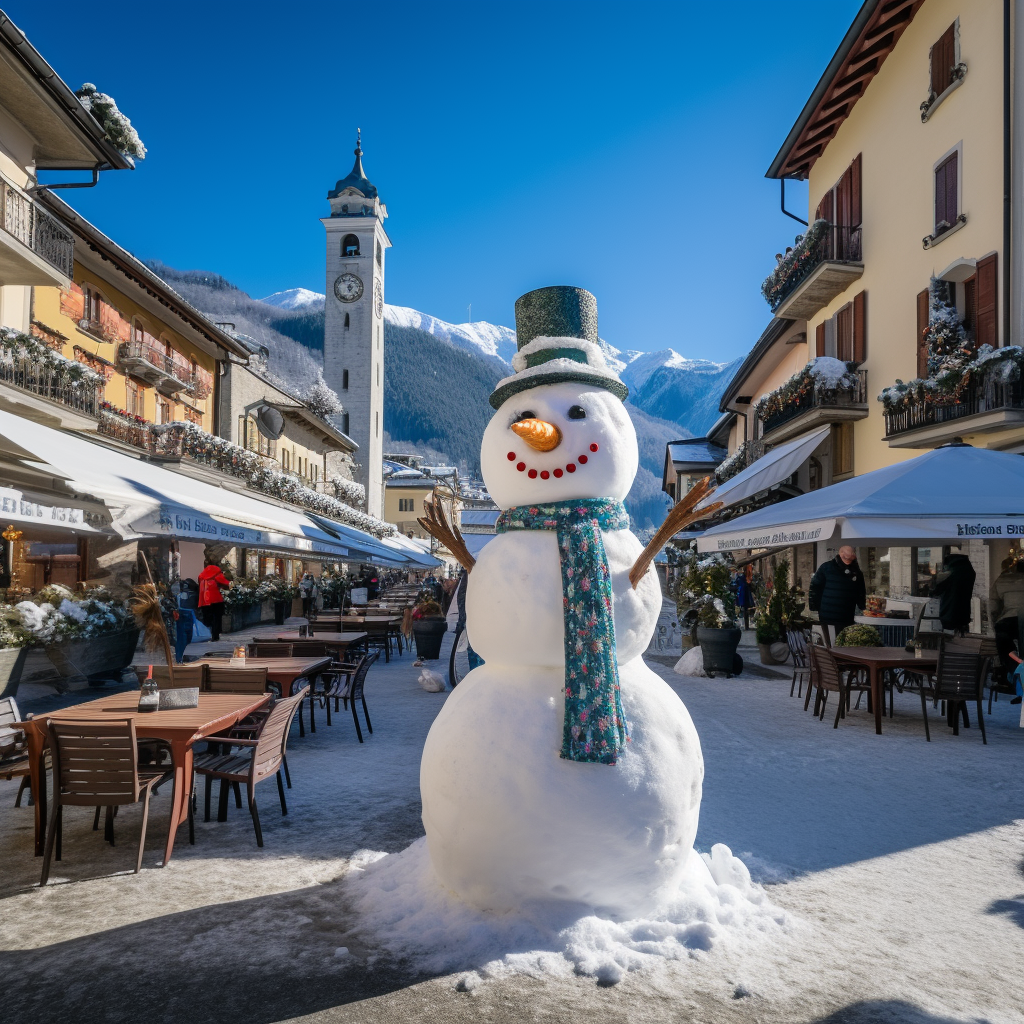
197,560,231,641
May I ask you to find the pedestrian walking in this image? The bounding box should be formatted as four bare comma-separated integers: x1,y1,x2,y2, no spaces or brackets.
932,550,976,635
808,545,866,643
197,560,231,641
298,572,315,617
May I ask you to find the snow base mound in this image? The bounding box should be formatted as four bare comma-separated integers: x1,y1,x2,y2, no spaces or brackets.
674,646,706,677
340,837,789,984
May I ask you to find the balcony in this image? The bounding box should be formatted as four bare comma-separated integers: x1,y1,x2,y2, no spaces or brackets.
0,170,75,286
714,439,765,483
756,368,869,443
117,340,193,396
762,222,863,320
884,378,1024,448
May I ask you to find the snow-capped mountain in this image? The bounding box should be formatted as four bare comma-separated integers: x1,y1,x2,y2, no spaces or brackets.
261,288,326,311
385,304,518,364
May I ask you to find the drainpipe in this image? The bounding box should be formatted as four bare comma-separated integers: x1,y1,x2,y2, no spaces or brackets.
780,179,809,227
1005,0,1013,346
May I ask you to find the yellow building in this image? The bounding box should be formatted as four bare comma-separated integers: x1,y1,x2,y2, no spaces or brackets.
703,0,1024,610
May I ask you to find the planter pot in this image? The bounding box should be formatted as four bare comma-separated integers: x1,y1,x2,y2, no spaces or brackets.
412,618,448,660
758,641,790,665
696,626,743,678
0,647,30,699
274,600,289,625
258,601,274,625
46,628,141,691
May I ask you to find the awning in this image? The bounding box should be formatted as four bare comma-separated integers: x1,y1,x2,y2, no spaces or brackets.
698,444,1024,552
0,411,363,560
307,514,441,569
0,484,104,534
700,426,830,510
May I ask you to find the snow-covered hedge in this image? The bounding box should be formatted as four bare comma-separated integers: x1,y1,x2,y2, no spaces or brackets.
878,344,1024,412
714,446,748,484
754,357,861,421
155,422,394,538
0,327,104,389
761,219,830,310
75,84,146,160
0,585,131,648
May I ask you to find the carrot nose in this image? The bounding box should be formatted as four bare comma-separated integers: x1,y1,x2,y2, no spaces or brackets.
511,418,562,452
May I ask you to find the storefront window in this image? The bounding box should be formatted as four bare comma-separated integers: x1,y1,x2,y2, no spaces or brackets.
913,547,945,596
860,547,890,597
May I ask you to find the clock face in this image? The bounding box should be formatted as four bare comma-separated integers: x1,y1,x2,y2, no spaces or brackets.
334,273,363,303
374,279,383,318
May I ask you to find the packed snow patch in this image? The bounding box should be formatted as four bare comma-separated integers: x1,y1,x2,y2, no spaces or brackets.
340,837,789,983
674,646,706,677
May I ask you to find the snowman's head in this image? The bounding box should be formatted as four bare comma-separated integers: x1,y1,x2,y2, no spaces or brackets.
481,381,638,509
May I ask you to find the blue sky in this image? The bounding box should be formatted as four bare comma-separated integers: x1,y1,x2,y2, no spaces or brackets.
20,0,860,360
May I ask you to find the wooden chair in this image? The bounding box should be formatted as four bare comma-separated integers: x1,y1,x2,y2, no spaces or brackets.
192,687,307,847
289,641,329,658
134,664,206,689
0,697,32,808
40,719,163,884
807,645,873,728
786,629,810,698
205,666,271,695
935,640,988,743
248,642,293,658
309,620,343,634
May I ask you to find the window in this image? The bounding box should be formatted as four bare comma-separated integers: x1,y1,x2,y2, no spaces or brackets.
131,318,145,344
342,412,350,435
344,312,350,330
156,398,171,424
83,285,103,325
808,457,822,491
183,405,201,425
399,498,415,512
930,23,958,99
125,378,144,418
375,410,379,437
934,150,959,234
377,363,380,386
282,449,289,472
376,240,383,268
342,369,349,390
814,290,866,363
814,154,862,261
342,234,360,257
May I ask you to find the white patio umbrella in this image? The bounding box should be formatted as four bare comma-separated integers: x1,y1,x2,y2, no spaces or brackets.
697,443,1024,553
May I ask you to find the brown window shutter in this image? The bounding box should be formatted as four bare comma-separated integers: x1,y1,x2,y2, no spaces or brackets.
917,288,930,377
850,154,862,227
835,169,850,229
815,321,826,357
853,291,866,362
816,189,833,224
976,252,998,347
931,24,955,96
945,152,958,223
934,160,947,228
835,303,854,361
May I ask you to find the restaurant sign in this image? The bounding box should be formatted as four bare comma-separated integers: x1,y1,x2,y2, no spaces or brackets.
0,485,88,527
131,504,314,552
697,518,838,553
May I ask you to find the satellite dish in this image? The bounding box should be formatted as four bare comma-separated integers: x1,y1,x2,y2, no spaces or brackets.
254,404,285,440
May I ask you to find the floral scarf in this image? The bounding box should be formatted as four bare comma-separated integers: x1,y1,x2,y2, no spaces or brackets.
496,498,630,765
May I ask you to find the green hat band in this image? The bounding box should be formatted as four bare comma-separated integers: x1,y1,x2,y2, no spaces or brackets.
523,347,589,369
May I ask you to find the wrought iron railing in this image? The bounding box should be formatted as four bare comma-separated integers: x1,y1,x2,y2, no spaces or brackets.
97,409,150,448
762,222,863,312
883,378,1024,438
757,369,868,438
0,170,74,278
0,356,102,415
117,340,193,387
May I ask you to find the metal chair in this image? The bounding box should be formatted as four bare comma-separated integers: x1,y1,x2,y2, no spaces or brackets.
786,629,810,697
192,688,307,847
807,644,873,728
40,719,163,884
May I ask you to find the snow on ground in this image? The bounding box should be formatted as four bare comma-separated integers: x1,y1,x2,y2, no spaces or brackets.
0,615,1022,1023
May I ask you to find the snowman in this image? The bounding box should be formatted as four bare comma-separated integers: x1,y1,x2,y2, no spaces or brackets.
420,286,706,919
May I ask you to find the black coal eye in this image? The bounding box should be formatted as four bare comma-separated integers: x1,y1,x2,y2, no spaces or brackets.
514,411,536,422
568,405,586,419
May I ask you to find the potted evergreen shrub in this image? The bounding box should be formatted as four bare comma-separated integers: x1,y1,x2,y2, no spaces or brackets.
411,599,448,660
679,553,743,678
754,561,807,665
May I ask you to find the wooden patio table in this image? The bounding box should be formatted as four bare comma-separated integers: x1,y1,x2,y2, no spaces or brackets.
14,692,270,863
272,632,367,658
190,656,333,696
830,646,938,735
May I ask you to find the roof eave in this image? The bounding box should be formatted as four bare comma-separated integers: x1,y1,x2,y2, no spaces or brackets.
719,318,795,411
0,12,134,172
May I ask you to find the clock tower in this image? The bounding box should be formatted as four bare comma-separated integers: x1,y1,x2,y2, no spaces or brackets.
322,131,391,519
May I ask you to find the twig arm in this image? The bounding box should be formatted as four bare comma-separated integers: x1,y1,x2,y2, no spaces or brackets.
629,477,723,589
417,495,476,573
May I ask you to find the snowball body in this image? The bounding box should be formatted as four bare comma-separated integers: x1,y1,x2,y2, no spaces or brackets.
419,381,705,915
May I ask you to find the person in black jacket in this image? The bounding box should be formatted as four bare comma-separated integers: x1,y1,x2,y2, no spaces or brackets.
808,546,867,638
932,551,976,634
